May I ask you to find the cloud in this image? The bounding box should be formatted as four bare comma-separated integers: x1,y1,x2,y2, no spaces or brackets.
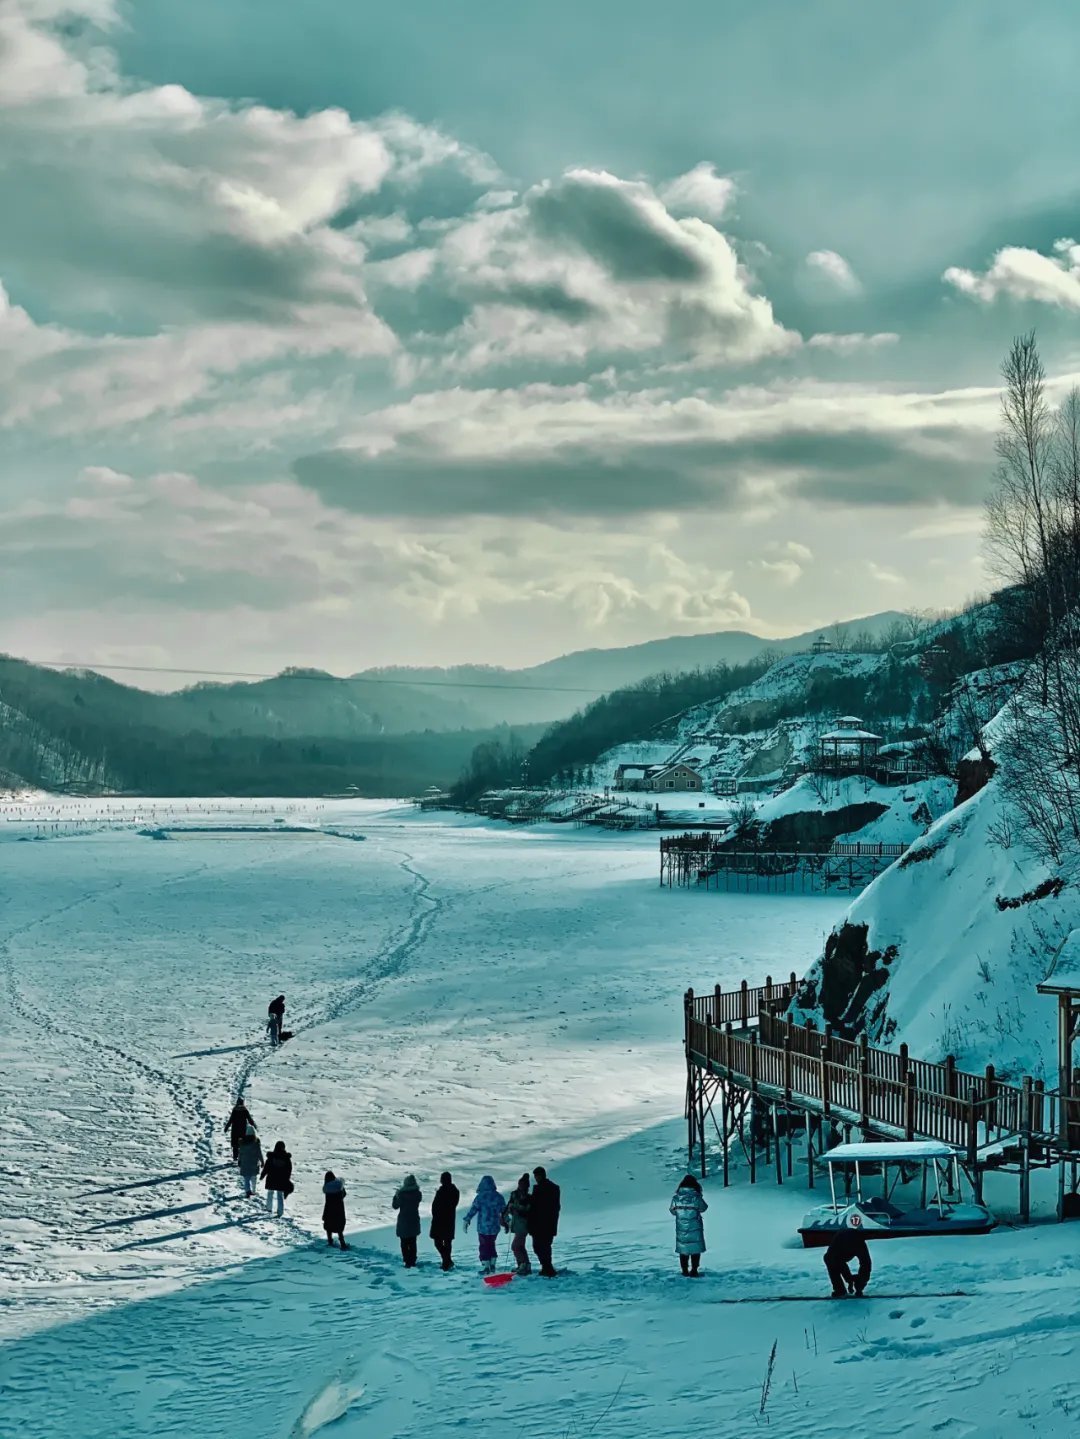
866,560,904,585
659,163,736,221
395,167,797,371
943,239,1080,310
0,2,493,331
293,375,1002,519
807,332,898,352
753,538,814,586
0,464,754,641
805,249,862,295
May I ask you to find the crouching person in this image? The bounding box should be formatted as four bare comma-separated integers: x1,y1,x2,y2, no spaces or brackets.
824,1228,872,1298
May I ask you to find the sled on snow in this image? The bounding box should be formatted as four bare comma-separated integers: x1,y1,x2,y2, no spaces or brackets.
798,1140,995,1247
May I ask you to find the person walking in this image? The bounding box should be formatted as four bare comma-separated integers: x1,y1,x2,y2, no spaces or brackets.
670,1174,708,1277
392,1175,423,1268
823,1228,872,1298
267,995,285,1046
236,1124,263,1197
261,1140,293,1218
502,1174,532,1275
463,1175,507,1275
430,1171,460,1271
224,1099,255,1161
322,1171,348,1250
528,1166,561,1278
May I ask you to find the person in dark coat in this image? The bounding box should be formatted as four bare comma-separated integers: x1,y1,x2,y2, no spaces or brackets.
392,1174,423,1268
502,1174,532,1275
224,1100,255,1161
824,1228,872,1297
430,1171,460,1271
528,1165,561,1277
267,996,285,1047
670,1173,708,1276
261,1140,293,1218
322,1171,348,1250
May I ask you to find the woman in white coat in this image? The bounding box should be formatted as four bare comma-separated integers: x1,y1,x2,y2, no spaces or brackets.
670,1174,708,1277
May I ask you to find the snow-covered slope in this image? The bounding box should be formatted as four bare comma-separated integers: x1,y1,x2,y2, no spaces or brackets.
792,771,1077,1079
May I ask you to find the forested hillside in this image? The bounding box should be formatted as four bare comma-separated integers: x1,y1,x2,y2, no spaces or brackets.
0,657,542,796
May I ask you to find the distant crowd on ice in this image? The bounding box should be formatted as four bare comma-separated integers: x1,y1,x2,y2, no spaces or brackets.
231,993,871,1293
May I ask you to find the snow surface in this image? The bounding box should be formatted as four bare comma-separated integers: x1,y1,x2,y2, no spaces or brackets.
3,797,1080,1437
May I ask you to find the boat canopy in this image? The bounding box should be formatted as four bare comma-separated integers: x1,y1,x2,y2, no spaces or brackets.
822,1140,955,1164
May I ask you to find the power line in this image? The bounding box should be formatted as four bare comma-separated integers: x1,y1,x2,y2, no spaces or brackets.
8,651,784,701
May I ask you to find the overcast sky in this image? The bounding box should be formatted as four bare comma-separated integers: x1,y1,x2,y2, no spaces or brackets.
4,1,1080,678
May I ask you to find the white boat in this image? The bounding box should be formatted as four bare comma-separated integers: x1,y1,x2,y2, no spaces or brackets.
798,1140,995,1248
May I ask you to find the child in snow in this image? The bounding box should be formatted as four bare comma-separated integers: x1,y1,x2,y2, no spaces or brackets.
266,1011,281,1046
322,1171,348,1250
430,1172,460,1271
261,1140,293,1217
670,1174,708,1277
502,1174,532,1275
392,1175,423,1267
236,1124,263,1197
824,1229,871,1298
463,1175,507,1274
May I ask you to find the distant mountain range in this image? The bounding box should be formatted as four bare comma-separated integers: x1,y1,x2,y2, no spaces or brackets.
357,612,907,726
0,611,907,795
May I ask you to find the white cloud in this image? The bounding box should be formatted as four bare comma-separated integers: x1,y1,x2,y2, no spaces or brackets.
805,249,862,295
426,167,797,370
754,538,813,585
808,332,898,352
660,163,736,221
943,239,1080,310
866,560,904,585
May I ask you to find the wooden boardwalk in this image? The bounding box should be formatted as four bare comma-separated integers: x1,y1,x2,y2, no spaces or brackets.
684,977,1080,1220
661,836,905,892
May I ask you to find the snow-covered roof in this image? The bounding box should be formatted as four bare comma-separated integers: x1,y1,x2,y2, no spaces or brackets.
1038,930,1080,994
822,1140,955,1163
820,728,882,742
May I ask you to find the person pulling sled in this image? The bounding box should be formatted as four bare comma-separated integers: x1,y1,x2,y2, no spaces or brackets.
463,1175,506,1275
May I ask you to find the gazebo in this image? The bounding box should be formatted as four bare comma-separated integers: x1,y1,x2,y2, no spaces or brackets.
811,635,833,655
1037,930,1080,1178
817,716,883,775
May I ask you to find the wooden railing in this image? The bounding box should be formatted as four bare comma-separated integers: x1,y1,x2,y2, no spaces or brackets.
685,981,1047,1160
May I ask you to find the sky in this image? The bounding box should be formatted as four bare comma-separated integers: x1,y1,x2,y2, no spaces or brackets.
3,0,1080,678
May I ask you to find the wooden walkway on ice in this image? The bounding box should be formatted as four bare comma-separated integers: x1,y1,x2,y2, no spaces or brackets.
684,978,1080,1219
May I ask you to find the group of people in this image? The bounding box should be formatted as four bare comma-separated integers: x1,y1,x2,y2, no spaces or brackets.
225,1098,563,1275
242,996,868,1294
392,1169,562,1276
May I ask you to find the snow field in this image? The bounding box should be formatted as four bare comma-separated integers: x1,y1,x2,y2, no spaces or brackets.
2,798,1079,1437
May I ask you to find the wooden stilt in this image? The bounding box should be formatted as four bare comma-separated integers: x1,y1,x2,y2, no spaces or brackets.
806,1111,815,1190
721,1082,730,1188
773,1105,783,1186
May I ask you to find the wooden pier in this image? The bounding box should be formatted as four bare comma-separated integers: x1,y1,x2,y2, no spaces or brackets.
661,835,905,892
684,977,1080,1221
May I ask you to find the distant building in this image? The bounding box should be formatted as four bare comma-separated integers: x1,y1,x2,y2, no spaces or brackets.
613,764,653,791
614,761,705,793
811,635,833,655
645,763,704,793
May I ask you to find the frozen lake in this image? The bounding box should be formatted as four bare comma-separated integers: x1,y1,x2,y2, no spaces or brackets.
3,798,1079,1437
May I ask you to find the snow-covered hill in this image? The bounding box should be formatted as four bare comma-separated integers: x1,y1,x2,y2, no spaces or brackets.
791,760,1077,1080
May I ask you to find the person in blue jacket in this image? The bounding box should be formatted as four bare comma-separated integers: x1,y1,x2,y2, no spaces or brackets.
463,1175,506,1275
